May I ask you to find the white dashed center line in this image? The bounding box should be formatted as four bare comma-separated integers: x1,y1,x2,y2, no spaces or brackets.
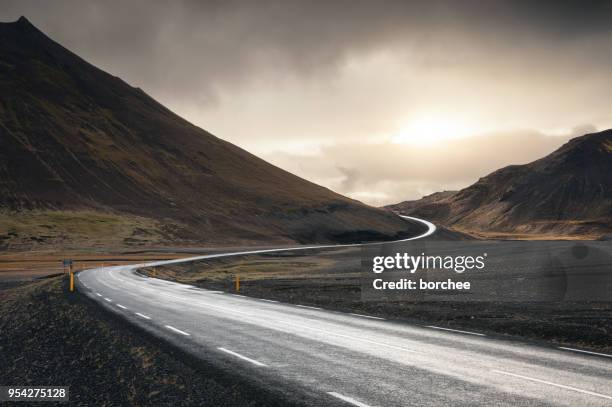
104,298,112,302
116,304,127,309
164,325,190,336
218,347,267,367
135,313,151,320
328,392,372,407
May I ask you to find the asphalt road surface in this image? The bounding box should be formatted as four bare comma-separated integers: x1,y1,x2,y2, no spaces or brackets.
77,216,611,406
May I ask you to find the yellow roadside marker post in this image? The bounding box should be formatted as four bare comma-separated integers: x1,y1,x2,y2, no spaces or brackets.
235,275,240,292
69,263,74,292
63,259,75,292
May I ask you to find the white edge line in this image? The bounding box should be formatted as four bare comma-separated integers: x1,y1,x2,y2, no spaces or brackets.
327,392,372,407
217,347,267,367
165,325,190,336
296,304,321,310
558,347,612,358
350,313,385,320
492,369,612,401
116,304,127,309
259,298,278,303
426,325,485,336
135,312,151,320
104,298,112,302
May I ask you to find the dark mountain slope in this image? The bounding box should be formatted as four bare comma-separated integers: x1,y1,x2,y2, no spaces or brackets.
387,130,612,238
0,17,417,249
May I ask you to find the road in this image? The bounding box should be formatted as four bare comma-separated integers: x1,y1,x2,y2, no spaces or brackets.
77,216,612,406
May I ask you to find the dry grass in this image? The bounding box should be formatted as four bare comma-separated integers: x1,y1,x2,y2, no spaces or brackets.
0,251,187,281
0,210,169,251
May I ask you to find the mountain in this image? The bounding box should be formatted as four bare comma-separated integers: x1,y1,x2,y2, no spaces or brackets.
0,17,419,250
387,130,612,239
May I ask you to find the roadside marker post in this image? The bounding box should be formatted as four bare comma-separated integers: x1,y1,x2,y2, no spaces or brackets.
235,275,240,292
63,259,75,292
69,262,74,292
62,259,75,292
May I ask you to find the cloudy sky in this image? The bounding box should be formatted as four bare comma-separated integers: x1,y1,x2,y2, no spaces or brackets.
2,0,612,205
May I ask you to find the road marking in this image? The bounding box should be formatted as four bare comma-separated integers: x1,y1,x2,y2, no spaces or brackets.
104,298,112,302
327,392,372,407
154,291,422,355
296,305,321,310
96,293,102,297
426,325,485,336
116,304,127,309
259,298,278,303
492,370,612,401
165,325,190,336
135,313,151,320
232,294,246,298
217,347,267,367
350,313,385,320
558,347,612,358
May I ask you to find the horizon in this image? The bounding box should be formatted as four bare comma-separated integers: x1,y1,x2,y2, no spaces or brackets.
2,1,612,205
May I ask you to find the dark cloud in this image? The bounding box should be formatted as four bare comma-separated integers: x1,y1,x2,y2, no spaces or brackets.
2,0,612,105
1,1,610,205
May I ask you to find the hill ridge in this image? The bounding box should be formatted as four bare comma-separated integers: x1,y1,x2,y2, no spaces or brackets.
387,129,612,239
0,17,418,249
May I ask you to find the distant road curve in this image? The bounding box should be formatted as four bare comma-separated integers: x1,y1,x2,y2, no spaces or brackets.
398,215,437,241
159,214,437,266
77,216,612,406
115,214,437,270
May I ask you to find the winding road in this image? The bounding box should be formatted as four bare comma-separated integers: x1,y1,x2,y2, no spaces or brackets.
76,216,612,406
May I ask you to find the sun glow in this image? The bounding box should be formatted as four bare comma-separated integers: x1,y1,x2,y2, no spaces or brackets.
391,115,478,145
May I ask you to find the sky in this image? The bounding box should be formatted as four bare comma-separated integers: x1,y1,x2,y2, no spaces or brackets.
2,0,612,205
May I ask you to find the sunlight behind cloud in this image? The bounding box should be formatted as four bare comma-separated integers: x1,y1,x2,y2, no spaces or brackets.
391,115,480,145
